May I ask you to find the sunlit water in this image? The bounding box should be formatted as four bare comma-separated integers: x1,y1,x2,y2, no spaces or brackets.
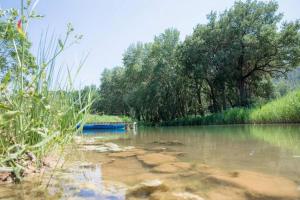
117,125,300,181
1,124,300,199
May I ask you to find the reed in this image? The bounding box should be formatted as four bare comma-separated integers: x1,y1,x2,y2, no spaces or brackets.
250,89,300,123
0,1,91,181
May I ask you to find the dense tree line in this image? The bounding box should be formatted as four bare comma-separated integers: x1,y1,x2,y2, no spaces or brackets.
95,0,300,123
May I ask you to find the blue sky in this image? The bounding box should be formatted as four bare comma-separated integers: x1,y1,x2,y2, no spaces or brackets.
1,0,300,88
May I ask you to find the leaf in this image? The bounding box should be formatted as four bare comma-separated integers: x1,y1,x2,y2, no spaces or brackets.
0,71,11,90
58,39,64,49
31,131,60,149
2,71,11,84
0,103,11,111
12,164,23,183
2,111,21,120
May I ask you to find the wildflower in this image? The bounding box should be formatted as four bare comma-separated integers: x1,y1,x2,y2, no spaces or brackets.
17,19,26,37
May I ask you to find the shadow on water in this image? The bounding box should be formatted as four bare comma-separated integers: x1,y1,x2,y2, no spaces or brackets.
82,129,127,135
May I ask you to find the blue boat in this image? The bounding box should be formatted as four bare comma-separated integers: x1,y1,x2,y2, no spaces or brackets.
83,128,126,134
78,123,126,130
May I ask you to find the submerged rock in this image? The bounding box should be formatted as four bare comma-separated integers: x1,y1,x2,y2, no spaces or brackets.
151,147,168,152
172,192,205,200
206,170,300,199
179,171,198,177
108,149,146,158
78,162,96,169
104,142,120,149
81,143,132,153
207,186,246,200
150,191,204,200
137,153,177,166
165,151,186,157
103,143,123,152
126,179,168,198
151,140,184,146
108,151,138,158
152,162,192,173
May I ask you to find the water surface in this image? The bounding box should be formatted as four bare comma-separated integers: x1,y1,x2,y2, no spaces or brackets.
1,124,300,199
116,124,300,181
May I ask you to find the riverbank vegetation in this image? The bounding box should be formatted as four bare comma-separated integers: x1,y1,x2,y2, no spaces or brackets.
161,89,300,126
0,1,91,181
86,114,133,123
91,0,300,125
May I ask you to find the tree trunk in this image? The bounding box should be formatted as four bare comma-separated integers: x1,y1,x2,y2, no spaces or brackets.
238,79,247,107
206,80,218,113
195,79,204,116
221,84,227,111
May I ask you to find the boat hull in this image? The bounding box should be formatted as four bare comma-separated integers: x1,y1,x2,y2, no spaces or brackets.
80,124,126,130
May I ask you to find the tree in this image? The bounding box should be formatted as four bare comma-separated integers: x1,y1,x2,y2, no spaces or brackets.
219,0,300,106
96,0,300,123
99,67,128,115
179,0,300,109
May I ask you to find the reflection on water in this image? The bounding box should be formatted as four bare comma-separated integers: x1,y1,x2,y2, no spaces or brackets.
116,124,300,181
83,129,127,134
1,124,300,199
58,164,126,200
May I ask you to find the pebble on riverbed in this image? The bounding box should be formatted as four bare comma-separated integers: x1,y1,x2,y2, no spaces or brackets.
80,143,135,153
126,179,168,198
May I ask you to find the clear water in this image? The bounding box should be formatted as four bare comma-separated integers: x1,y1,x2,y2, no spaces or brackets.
116,124,300,181
1,124,300,199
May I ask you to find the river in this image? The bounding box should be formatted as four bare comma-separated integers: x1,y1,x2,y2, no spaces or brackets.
1,124,300,199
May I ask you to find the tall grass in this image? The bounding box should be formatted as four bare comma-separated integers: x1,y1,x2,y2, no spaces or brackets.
0,1,91,181
250,90,300,123
161,108,251,126
161,89,300,126
86,114,133,123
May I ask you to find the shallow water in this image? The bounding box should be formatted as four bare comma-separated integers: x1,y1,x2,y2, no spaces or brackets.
1,124,300,200
116,125,300,181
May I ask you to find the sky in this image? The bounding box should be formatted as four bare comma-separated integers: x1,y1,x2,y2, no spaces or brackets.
1,0,300,88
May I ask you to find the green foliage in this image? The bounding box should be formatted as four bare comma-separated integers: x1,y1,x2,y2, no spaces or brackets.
73,85,100,114
97,28,186,122
273,67,300,97
161,108,251,126
250,89,300,123
96,0,300,124
98,67,128,115
0,2,91,180
162,89,300,126
178,0,300,109
85,114,133,123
